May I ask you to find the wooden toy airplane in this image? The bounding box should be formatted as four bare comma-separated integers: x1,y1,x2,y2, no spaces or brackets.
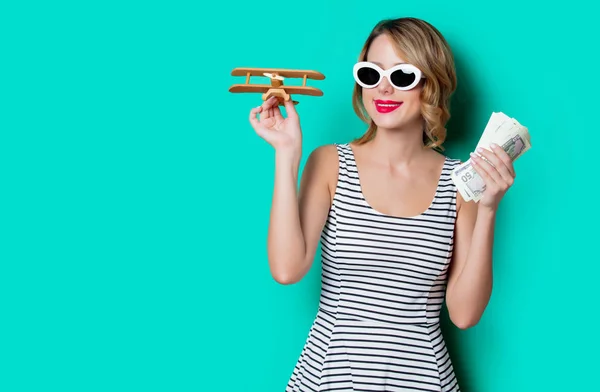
229,67,325,105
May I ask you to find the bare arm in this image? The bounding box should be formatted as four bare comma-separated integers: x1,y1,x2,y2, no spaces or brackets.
267,145,337,284
445,196,494,329
248,96,337,285
446,144,517,329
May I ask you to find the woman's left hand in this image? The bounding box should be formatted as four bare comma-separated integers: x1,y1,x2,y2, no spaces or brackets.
470,143,516,210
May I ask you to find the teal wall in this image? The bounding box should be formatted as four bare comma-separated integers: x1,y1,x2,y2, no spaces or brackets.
1,1,596,391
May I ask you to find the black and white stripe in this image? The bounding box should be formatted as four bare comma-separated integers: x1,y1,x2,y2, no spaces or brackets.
287,143,462,392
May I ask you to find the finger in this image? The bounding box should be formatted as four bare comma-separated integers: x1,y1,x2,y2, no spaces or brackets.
260,103,272,121
262,96,279,111
470,156,496,194
249,106,262,128
283,98,298,119
490,143,516,178
259,97,277,121
272,102,284,121
249,105,274,138
477,147,513,183
471,152,504,186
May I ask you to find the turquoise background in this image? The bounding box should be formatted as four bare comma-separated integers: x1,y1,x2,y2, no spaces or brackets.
1,1,596,391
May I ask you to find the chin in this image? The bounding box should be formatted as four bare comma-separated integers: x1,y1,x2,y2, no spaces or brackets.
370,113,416,131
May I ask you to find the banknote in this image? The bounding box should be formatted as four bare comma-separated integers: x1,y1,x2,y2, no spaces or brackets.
476,112,531,153
451,112,531,202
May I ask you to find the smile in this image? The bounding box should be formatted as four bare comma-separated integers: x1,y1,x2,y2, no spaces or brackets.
374,100,402,113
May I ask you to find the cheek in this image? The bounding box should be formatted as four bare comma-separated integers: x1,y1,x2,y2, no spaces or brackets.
361,88,376,103
402,89,422,106
360,89,377,117
398,90,423,119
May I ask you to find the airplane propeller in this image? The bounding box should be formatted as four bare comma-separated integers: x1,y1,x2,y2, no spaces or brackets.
263,72,285,81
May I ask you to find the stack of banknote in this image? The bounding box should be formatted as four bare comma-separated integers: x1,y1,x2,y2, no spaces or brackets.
450,112,531,202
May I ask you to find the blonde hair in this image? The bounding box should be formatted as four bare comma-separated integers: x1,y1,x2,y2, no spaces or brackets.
352,17,457,151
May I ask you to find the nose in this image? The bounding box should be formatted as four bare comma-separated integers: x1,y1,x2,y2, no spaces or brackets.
377,75,394,95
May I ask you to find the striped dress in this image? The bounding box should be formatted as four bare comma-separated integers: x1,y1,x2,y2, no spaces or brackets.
286,143,462,392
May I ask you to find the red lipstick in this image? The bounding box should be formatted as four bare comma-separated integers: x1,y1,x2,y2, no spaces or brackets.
374,99,403,113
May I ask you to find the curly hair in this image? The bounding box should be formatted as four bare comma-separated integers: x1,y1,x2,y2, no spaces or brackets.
352,18,457,151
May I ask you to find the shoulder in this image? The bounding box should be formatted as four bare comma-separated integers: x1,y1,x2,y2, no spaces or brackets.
443,153,462,169
307,143,340,161
302,143,342,197
305,144,341,174
426,150,461,175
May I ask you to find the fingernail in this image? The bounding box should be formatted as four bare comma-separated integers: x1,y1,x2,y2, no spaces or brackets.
491,143,498,149
470,152,477,158
476,147,483,153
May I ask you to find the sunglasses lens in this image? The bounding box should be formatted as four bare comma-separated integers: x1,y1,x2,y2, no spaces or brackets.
391,69,417,88
356,66,380,87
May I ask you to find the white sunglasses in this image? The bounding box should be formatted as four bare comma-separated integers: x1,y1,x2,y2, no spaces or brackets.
353,61,424,91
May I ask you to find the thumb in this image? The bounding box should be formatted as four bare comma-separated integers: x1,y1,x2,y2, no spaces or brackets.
283,99,298,119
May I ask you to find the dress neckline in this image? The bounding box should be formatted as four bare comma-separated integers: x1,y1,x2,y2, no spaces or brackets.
345,143,448,219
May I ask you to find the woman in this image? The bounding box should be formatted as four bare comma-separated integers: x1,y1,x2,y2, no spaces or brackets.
249,17,516,392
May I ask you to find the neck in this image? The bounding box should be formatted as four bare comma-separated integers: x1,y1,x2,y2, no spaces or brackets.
364,122,429,166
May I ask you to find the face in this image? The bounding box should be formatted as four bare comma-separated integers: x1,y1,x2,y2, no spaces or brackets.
355,34,424,132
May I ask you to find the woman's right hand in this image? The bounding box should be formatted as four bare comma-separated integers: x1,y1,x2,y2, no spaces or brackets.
249,96,302,157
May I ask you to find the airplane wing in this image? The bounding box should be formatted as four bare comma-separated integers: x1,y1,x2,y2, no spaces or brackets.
279,86,323,96
229,84,323,96
228,84,271,93
231,68,325,80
